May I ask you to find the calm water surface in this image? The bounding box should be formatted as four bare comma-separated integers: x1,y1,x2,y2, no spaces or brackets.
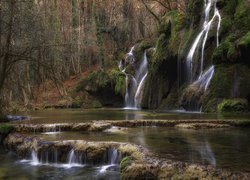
14,108,250,124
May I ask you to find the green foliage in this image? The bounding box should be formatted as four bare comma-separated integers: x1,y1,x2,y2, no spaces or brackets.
90,100,103,108
220,17,232,36
120,156,132,171
153,34,168,63
239,31,250,47
75,69,125,95
218,99,248,113
109,69,126,95
234,0,250,33
223,0,238,16
203,64,250,112
186,0,204,26
167,11,185,55
212,36,237,64
75,71,110,92
0,124,14,135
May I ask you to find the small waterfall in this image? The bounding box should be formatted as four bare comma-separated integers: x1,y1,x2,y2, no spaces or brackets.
65,149,83,168
42,124,61,134
100,147,120,173
31,150,39,166
26,149,84,168
120,47,148,109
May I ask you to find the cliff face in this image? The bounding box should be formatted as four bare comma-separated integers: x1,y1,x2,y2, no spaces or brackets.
140,0,250,112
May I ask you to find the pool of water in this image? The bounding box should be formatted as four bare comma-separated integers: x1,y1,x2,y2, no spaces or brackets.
26,126,250,172
2,108,250,178
0,148,119,180
14,108,250,124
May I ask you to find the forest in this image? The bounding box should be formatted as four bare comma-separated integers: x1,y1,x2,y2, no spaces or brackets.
0,0,250,179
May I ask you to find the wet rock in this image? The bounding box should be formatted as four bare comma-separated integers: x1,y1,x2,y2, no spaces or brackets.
104,126,127,134
121,163,159,180
175,123,231,129
88,122,111,132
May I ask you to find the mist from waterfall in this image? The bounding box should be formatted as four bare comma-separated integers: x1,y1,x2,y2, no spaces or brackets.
119,46,148,109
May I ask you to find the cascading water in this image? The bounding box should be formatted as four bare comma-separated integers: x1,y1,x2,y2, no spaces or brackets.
184,0,221,111
22,146,121,171
186,0,221,83
27,149,84,168
120,46,148,109
193,65,214,91
100,147,120,173
65,149,84,168
31,150,39,166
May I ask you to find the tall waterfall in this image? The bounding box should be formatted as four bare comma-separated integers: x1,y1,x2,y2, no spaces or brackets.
182,0,221,112
119,46,148,109
186,0,221,84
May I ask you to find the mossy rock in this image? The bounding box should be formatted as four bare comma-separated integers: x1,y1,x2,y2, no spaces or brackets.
74,69,124,107
239,31,250,66
218,99,248,113
0,124,14,135
234,0,250,33
202,64,250,112
212,36,238,64
153,33,169,63
240,31,250,47
0,113,7,122
186,0,204,27
0,124,14,143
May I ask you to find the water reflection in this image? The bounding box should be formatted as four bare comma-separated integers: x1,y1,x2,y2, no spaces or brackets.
188,139,216,167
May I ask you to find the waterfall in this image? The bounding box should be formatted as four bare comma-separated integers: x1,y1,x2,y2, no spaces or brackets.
120,47,148,109
100,147,120,173
31,150,39,166
65,149,83,168
184,0,221,111
193,65,214,91
41,124,62,134
186,0,221,83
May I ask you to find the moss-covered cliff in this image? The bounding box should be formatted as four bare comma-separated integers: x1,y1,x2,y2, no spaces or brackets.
140,0,250,112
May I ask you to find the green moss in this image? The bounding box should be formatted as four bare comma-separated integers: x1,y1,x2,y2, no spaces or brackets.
168,11,185,55
218,99,248,113
202,65,234,112
153,34,168,63
75,69,125,95
202,98,218,113
223,0,238,16
0,124,14,134
120,156,132,171
220,17,232,36
138,40,153,51
239,31,250,47
212,36,237,64
234,0,250,33
91,100,103,108
0,168,7,179
186,0,204,26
